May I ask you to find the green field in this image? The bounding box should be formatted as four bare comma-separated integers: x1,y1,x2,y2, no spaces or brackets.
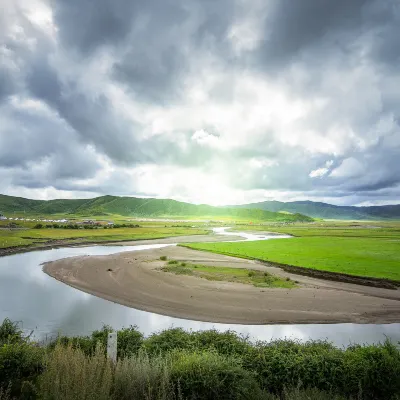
233,221,400,238
161,261,297,288
0,224,209,250
184,223,400,282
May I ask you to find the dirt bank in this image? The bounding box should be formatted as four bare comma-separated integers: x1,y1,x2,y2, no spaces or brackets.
44,245,400,325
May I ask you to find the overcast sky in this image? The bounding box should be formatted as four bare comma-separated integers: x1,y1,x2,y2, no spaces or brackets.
1,0,399,206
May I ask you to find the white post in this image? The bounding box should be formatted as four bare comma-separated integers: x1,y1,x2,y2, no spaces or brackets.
107,332,117,363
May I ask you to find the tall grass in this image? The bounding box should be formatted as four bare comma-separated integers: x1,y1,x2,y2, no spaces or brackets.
114,351,172,400
40,344,112,400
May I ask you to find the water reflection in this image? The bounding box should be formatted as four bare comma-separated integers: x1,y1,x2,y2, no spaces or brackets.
0,244,399,347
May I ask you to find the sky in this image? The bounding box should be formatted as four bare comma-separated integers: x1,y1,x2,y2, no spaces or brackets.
0,0,399,206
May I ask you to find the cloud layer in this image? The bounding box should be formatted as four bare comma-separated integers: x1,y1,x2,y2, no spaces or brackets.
1,0,399,205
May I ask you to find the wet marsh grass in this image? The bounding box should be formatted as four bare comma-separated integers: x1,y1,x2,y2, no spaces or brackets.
162,262,297,288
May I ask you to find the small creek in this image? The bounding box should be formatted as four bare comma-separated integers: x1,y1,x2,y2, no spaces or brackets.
0,228,399,346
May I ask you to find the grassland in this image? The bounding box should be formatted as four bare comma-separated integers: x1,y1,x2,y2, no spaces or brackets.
161,261,297,288
184,221,400,282
0,222,209,251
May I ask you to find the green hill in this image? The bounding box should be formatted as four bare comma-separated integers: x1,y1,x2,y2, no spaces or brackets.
234,200,400,220
0,194,313,222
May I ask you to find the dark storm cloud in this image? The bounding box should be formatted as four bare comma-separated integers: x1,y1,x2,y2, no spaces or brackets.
258,0,367,64
53,0,138,53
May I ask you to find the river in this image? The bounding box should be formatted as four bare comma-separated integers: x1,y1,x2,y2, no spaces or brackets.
0,228,399,346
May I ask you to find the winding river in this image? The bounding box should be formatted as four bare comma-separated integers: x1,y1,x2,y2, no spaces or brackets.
1,228,399,346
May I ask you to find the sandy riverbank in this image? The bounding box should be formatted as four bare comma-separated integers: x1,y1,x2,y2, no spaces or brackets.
44,244,400,325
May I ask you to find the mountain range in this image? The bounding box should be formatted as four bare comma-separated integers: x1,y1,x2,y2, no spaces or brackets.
1,194,399,221
234,200,400,220
0,194,311,222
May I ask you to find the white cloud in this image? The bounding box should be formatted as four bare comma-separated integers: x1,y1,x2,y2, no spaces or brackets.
309,160,334,178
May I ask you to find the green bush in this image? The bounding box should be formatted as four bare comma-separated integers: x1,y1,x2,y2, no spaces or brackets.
144,328,193,355
170,351,263,400
51,325,143,359
0,343,44,397
33,223,43,229
0,319,25,346
191,330,250,356
160,256,168,261
2,319,400,399
242,339,400,399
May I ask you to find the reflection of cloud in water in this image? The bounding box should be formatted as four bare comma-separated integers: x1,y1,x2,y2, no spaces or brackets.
1,245,399,347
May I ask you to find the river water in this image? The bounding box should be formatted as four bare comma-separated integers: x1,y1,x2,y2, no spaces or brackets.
0,229,399,346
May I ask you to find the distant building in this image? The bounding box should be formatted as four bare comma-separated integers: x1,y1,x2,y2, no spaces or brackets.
0,214,7,221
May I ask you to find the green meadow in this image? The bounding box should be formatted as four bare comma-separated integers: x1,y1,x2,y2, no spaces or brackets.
0,222,209,250
184,222,400,282
161,261,297,288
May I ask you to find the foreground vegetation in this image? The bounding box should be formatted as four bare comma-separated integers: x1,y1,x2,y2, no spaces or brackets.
184,222,400,282
161,260,297,288
1,319,400,399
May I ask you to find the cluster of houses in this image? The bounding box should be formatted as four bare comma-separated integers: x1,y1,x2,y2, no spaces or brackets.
0,214,114,226
77,220,114,226
0,216,69,223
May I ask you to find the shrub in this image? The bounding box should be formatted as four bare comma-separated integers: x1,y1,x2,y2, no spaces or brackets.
242,339,400,399
0,343,44,397
33,223,43,229
52,326,143,359
0,319,25,346
169,351,263,400
39,344,112,400
115,326,144,358
191,330,251,357
144,328,193,355
160,256,168,261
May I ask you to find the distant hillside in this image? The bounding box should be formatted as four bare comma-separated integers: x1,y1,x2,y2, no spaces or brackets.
0,194,313,222
234,200,400,220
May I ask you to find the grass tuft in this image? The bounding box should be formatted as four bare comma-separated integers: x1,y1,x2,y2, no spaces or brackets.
162,262,297,289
